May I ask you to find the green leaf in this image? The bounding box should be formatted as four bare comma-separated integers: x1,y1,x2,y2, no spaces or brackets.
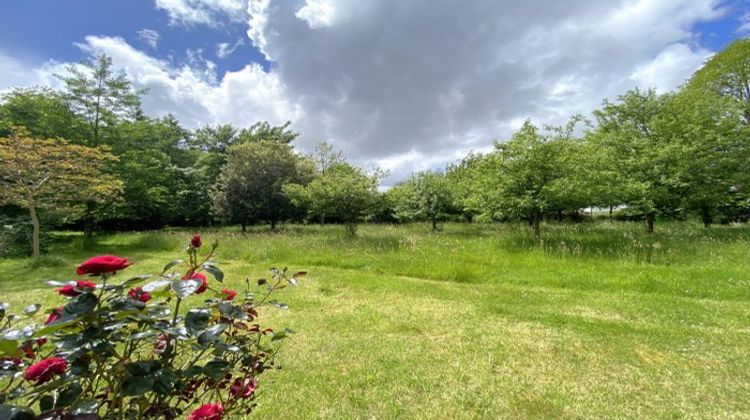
72,399,98,415
56,382,83,408
0,405,35,420
62,293,98,316
142,279,172,293
202,264,224,282
161,259,184,274
152,368,176,395
121,375,155,396
39,395,54,412
185,309,211,335
271,328,295,342
202,359,229,380
22,304,40,316
197,324,228,345
172,279,201,298
0,339,19,357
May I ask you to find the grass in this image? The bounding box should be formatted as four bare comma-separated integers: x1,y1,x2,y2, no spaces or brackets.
1,221,749,418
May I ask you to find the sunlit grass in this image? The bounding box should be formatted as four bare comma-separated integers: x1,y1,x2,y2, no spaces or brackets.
1,221,749,418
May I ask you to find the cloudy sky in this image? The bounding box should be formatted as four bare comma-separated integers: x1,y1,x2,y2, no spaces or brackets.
1,0,748,183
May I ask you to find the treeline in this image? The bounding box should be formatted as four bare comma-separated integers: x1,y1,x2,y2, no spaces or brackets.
1,39,749,256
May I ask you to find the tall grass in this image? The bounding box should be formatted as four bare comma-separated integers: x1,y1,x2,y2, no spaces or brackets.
1,220,748,418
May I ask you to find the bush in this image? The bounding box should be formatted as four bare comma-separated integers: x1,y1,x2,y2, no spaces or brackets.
0,235,307,419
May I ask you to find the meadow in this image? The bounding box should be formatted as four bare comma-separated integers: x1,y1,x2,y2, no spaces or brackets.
1,221,749,418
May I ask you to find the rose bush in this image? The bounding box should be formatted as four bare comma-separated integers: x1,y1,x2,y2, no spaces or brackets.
0,235,307,419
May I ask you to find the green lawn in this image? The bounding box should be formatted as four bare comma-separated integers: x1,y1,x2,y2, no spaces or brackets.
2,221,749,418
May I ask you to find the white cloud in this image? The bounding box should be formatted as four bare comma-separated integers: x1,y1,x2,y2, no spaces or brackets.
216,39,245,59
739,11,750,33
630,43,713,92
247,0,271,58
295,0,336,29
154,0,246,26
1,0,735,186
136,29,161,50
67,36,299,129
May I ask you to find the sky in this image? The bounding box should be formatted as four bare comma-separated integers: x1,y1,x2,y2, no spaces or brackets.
0,0,749,184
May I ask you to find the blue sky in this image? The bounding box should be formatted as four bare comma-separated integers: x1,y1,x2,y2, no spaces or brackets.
0,0,748,183
0,0,269,75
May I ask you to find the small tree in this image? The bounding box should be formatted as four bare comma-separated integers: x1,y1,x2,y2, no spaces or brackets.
0,128,122,257
284,163,380,236
391,171,455,231
56,53,144,237
212,141,314,231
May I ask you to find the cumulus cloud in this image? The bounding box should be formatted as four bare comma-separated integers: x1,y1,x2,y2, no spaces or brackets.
243,0,726,182
69,36,300,129
136,29,161,50
155,0,246,26
0,0,734,186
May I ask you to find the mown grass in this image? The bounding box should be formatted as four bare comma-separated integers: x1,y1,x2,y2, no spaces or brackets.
1,221,749,418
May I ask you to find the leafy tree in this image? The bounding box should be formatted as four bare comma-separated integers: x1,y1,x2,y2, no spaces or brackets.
284,163,380,236
56,53,144,237
390,171,455,231
0,128,122,257
0,88,84,141
445,153,487,222
470,121,578,238
591,89,677,233
236,121,298,144
689,37,750,123
213,141,314,231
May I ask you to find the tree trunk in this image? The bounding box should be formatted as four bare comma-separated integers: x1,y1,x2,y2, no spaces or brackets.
28,203,40,258
83,201,95,239
241,223,247,232
346,222,357,237
527,216,534,227
533,214,541,240
609,206,613,216
701,206,713,228
432,217,437,232
645,212,655,234
319,213,326,226
270,219,277,231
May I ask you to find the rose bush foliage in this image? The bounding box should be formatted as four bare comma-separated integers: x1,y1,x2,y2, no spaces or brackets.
0,236,306,419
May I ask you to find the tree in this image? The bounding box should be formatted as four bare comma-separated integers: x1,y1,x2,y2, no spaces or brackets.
236,121,298,144
469,121,578,238
284,163,380,236
591,89,677,233
391,171,455,231
212,141,314,231
0,88,84,142
674,39,750,225
689,38,750,123
56,53,144,237
0,128,122,257
312,140,345,173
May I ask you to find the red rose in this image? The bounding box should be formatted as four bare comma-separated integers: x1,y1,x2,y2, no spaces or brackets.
24,357,67,384
128,287,152,303
45,307,63,325
230,377,258,399
182,272,208,294
188,402,223,420
76,255,131,276
190,235,202,248
56,280,97,297
220,289,237,301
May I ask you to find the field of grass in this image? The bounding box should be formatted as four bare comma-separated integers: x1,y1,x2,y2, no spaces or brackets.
1,221,749,418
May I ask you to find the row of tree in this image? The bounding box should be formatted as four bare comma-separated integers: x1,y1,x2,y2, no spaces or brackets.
1,39,749,255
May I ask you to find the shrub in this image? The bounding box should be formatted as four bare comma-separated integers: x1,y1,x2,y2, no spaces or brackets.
0,235,307,419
